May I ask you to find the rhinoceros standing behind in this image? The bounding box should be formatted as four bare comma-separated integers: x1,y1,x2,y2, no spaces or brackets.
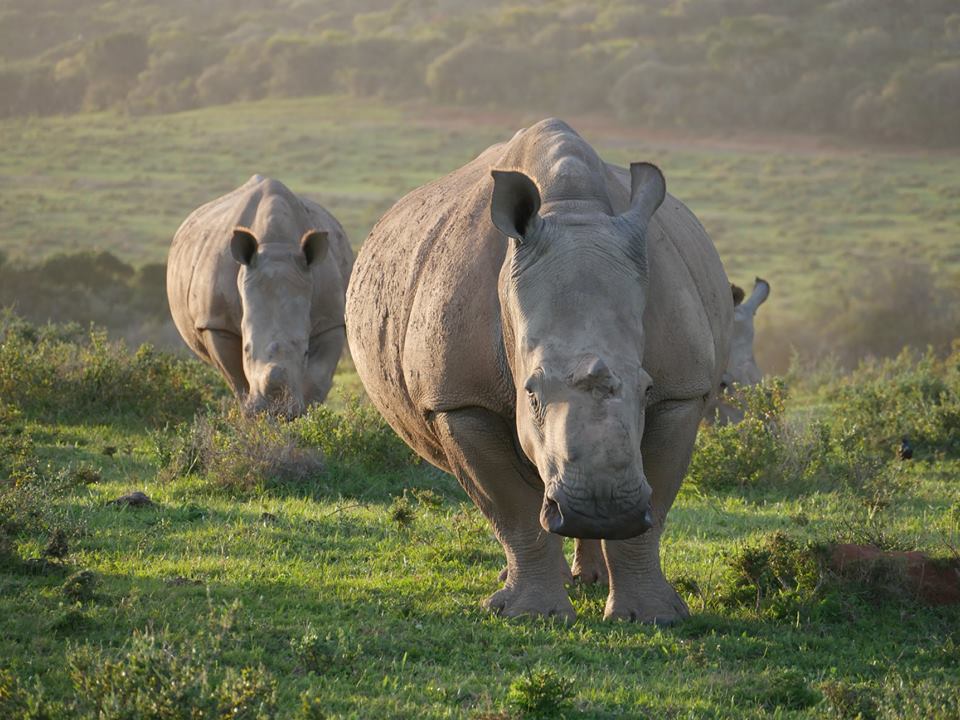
346,119,732,623
707,278,770,424
168,175,353,415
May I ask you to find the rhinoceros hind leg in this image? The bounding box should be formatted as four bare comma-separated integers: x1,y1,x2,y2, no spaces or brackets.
200,329,248,397
572,539,608,585
432,407,575,621
602,399,703,623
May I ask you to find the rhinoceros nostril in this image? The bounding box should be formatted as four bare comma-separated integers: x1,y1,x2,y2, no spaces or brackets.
543,496,564,532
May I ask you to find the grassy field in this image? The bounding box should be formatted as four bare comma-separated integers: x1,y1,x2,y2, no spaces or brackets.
1,317,959,718
2,95,960,370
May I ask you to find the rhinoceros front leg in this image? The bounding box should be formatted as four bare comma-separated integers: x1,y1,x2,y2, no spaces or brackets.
305,326,346,405
432,407,575,621
200,328,248,397
602,399,703,624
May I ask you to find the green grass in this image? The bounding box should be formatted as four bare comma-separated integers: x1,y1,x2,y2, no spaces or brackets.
2,350,959,718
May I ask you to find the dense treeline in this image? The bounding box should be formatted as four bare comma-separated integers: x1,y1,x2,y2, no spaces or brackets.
1,0,958,146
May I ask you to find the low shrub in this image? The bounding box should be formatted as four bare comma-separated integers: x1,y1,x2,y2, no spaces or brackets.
821,679,879,719
689,377,904,497
824,346,960,459
730,668,820,711
294,397,417,473
67,627,277,719
61,570,98,604
0,400,39,482
505,667,575,719
0,668,56,719
689,380,791,491
0,311,222,425
161,405,325,494
720,531,825,616
290,626,362,676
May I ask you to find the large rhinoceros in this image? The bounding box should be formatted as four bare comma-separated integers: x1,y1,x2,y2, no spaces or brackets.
168,175,353,415
346,119,731,623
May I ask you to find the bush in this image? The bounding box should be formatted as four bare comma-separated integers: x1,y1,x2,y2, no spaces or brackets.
160,405,325,494
720,532,824,616
687,380,787,491
67,627,277,719
0,312,221,425
295,397,417,473
825,346,960,458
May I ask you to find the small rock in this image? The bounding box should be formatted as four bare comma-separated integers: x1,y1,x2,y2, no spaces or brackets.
898,437,913,460
109,491,154,508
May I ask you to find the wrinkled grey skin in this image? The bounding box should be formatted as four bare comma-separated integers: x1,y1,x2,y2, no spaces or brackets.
706,278,770,424
346,119,731,622
168,175,353,416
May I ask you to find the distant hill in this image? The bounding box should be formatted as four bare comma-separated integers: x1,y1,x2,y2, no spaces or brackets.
1,0,958,146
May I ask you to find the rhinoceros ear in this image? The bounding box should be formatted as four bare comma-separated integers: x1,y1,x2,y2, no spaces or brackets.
490,170,542,243
230,227,258,266
621,162,666,234
742,277,770,314
301,230,329,266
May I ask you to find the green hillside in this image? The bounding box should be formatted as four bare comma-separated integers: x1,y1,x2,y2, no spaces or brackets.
1,0,958,146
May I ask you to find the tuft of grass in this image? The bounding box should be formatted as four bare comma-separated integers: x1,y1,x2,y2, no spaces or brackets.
505,667,575,719
389,494,416,529
821,679,879,719
61,570,98,604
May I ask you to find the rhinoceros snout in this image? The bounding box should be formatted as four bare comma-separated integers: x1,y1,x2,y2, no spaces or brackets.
540,485,653,540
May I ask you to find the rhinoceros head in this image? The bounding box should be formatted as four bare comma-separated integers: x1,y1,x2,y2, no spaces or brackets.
230,226,329,417
491,162,666,540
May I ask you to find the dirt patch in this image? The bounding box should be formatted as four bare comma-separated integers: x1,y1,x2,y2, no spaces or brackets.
829,543,960,606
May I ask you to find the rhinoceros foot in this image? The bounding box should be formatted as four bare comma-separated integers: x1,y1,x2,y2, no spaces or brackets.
603,579,689,625
484,582,576,621
572,539,609,585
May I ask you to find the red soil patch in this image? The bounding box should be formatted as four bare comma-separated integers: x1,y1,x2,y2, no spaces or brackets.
829,543,960,606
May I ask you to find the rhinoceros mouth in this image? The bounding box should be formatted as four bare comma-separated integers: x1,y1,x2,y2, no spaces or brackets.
540,483,653,539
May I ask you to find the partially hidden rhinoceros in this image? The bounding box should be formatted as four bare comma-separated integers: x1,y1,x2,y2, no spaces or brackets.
707,278,770,424
168,175,353,416
346,119,732,623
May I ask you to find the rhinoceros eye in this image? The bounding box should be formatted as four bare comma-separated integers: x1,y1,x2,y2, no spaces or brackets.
523,371,545,425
